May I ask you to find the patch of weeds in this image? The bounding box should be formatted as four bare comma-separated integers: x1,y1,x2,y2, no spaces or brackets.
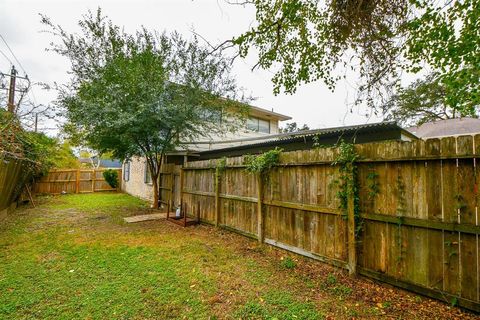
235,301,269,319
234,291,324,320
346,308,359,318
364,305,381,316
414,296,422,303
382,301,392,309
321,273,352,299
245,260,272,286
330,284,353,298
451,297,458,307
325,273,337,285
280,257,296,269
304,278,316,289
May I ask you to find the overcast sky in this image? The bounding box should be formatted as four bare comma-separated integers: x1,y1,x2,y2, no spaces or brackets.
0,0,384,135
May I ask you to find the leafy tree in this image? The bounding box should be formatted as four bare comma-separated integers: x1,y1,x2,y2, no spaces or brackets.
0,111,23,157
51,141,80,169
223,0,479,115
42,9,244,208
1,110,78,173
279,122,310,133
405,0,479,114
22,133,79,172
384,73,477,126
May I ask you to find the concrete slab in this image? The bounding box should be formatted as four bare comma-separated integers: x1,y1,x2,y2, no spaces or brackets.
123,213,166,223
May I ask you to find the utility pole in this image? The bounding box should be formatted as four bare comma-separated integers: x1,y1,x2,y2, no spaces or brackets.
34,113,38,132
7,65,17,113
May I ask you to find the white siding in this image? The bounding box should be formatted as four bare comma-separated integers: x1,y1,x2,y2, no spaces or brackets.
121,157,154,202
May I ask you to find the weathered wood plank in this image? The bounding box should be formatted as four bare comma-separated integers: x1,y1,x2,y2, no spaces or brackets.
428,229,444,291
444,231,460,296
426,160,443,221
461,233,477,300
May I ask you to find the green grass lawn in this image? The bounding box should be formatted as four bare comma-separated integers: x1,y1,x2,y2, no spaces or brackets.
0,193,474,319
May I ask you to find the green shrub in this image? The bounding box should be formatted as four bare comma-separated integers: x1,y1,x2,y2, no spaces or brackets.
281,257,296,269
103,169,119,188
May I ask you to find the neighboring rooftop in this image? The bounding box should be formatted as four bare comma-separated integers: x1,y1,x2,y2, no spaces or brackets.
184,121,417,160
407,118,480,139
79,157,122,168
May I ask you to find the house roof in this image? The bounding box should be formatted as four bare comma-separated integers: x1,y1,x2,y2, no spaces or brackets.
188,121,416,157
78,157,122,168
216,94,290,121
407,118,480,139
247,105,291,121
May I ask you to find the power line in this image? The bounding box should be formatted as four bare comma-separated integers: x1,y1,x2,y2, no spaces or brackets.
0,34,27,75
0,35,43,114
0,48,13,66
0,35,41,109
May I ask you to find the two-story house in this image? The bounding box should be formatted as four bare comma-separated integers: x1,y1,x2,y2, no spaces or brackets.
121,105,291,202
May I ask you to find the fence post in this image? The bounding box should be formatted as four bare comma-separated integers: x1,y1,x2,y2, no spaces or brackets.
168,172,173,214
257,174,264,243
179,167,184,212
91,170,95,193
75,169,80,194
347,191,357,276
214,167,221,227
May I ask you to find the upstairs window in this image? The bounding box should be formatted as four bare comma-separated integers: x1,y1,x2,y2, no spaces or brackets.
199,109,222,124
247,116,270,133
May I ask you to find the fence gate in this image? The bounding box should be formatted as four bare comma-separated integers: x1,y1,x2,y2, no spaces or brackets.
158,164,182,208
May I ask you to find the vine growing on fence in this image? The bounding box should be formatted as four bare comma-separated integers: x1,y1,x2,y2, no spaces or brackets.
332,141,362,237
366,167,379,200
216,157,227,174
244,148,282,176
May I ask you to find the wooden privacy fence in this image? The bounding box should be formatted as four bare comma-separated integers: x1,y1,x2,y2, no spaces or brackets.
34,168,122,194
160,135,480,312
0,157,25,211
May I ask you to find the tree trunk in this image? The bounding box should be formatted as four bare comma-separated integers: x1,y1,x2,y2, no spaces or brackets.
152,177,159,209
146,153,163,210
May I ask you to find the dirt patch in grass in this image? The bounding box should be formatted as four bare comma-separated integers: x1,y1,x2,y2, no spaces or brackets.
0,193,477,319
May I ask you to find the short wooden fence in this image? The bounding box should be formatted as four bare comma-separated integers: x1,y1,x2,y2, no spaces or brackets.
34,168,122,194
159,135,480,312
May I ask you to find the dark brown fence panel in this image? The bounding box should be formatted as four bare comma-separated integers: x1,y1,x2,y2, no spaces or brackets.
0,157,24,211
